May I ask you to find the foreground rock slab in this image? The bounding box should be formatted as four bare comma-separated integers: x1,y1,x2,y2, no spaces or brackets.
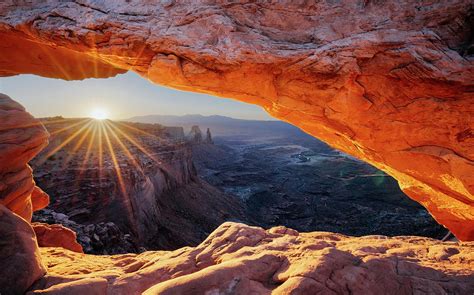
28,222,474,295
0,1,472,239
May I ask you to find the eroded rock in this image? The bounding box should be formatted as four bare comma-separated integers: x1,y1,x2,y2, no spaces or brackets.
187,125,203,144
32,222,83,253
0,205,45,294
29,222,474,294
0,1,472,239
29,118,246,253
0,94,49,220
33,208,138,254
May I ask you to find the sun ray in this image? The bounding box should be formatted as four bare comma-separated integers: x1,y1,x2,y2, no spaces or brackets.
115,121,163,140
62,123,93,168
37,118,69,125
37,120,94,165
76,122,99,184
88,18,98,79
37,43,73,80
64,123,94,209
49,118,91,136
100,123,137,227
127,42,149,73
101,123,127,196
107,121,162,164
104,121,145,176
97,121,104,180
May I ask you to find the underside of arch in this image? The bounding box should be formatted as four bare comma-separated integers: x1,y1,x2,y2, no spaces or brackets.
0,1,473,240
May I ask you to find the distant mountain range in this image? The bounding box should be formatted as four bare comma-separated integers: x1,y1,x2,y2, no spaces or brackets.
125,114,312,140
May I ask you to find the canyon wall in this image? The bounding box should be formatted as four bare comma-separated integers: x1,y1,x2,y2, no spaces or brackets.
0,1,472,240
30,119,245,252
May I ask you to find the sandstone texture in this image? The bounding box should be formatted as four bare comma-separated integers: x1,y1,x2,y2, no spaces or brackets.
0,205,45,294
28,222,474,295
0,94,49,220
33,222,83,253
0,1,472,240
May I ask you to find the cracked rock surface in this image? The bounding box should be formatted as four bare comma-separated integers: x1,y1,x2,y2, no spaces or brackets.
0,1,472,240
29,222,474,294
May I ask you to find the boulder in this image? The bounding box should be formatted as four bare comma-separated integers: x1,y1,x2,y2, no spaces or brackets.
31,187,50,212
0,205,46,294
32,223,83,253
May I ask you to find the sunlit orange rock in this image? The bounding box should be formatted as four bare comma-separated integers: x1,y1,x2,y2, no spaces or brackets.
0,1,472,240
28,222,474,294
0,205,46,294
0,94,49,221
31,186,49,212
33,222,83,253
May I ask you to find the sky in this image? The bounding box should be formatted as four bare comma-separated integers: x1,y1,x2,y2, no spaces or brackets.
0,72,274,120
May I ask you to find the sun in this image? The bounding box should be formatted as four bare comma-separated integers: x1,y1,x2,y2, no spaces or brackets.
90,108,109,120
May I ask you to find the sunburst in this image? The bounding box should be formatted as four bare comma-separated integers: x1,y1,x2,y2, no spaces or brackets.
38,117,165,208
90,108,109,120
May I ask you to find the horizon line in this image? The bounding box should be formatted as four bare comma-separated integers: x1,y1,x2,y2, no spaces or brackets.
39,113,280,122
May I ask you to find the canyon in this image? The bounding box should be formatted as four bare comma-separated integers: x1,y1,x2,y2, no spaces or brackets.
192,135,446,239
31,117,245,253
0,1,473,294
0,1,472,241
132,114,445,238
29,114,445,257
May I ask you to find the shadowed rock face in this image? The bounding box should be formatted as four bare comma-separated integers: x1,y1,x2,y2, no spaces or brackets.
0,1,472,240
0,95,49,293
0,94,49,220
0,205,45,294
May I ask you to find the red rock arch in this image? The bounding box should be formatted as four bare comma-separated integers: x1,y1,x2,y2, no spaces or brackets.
0,1,473,240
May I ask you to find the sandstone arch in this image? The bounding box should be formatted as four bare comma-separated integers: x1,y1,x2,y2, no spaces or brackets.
0,1,473,241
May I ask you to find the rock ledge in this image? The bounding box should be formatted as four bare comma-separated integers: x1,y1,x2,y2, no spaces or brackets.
30,222,474,295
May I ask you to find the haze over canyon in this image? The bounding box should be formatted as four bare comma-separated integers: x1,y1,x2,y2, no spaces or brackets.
0,1,473,294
